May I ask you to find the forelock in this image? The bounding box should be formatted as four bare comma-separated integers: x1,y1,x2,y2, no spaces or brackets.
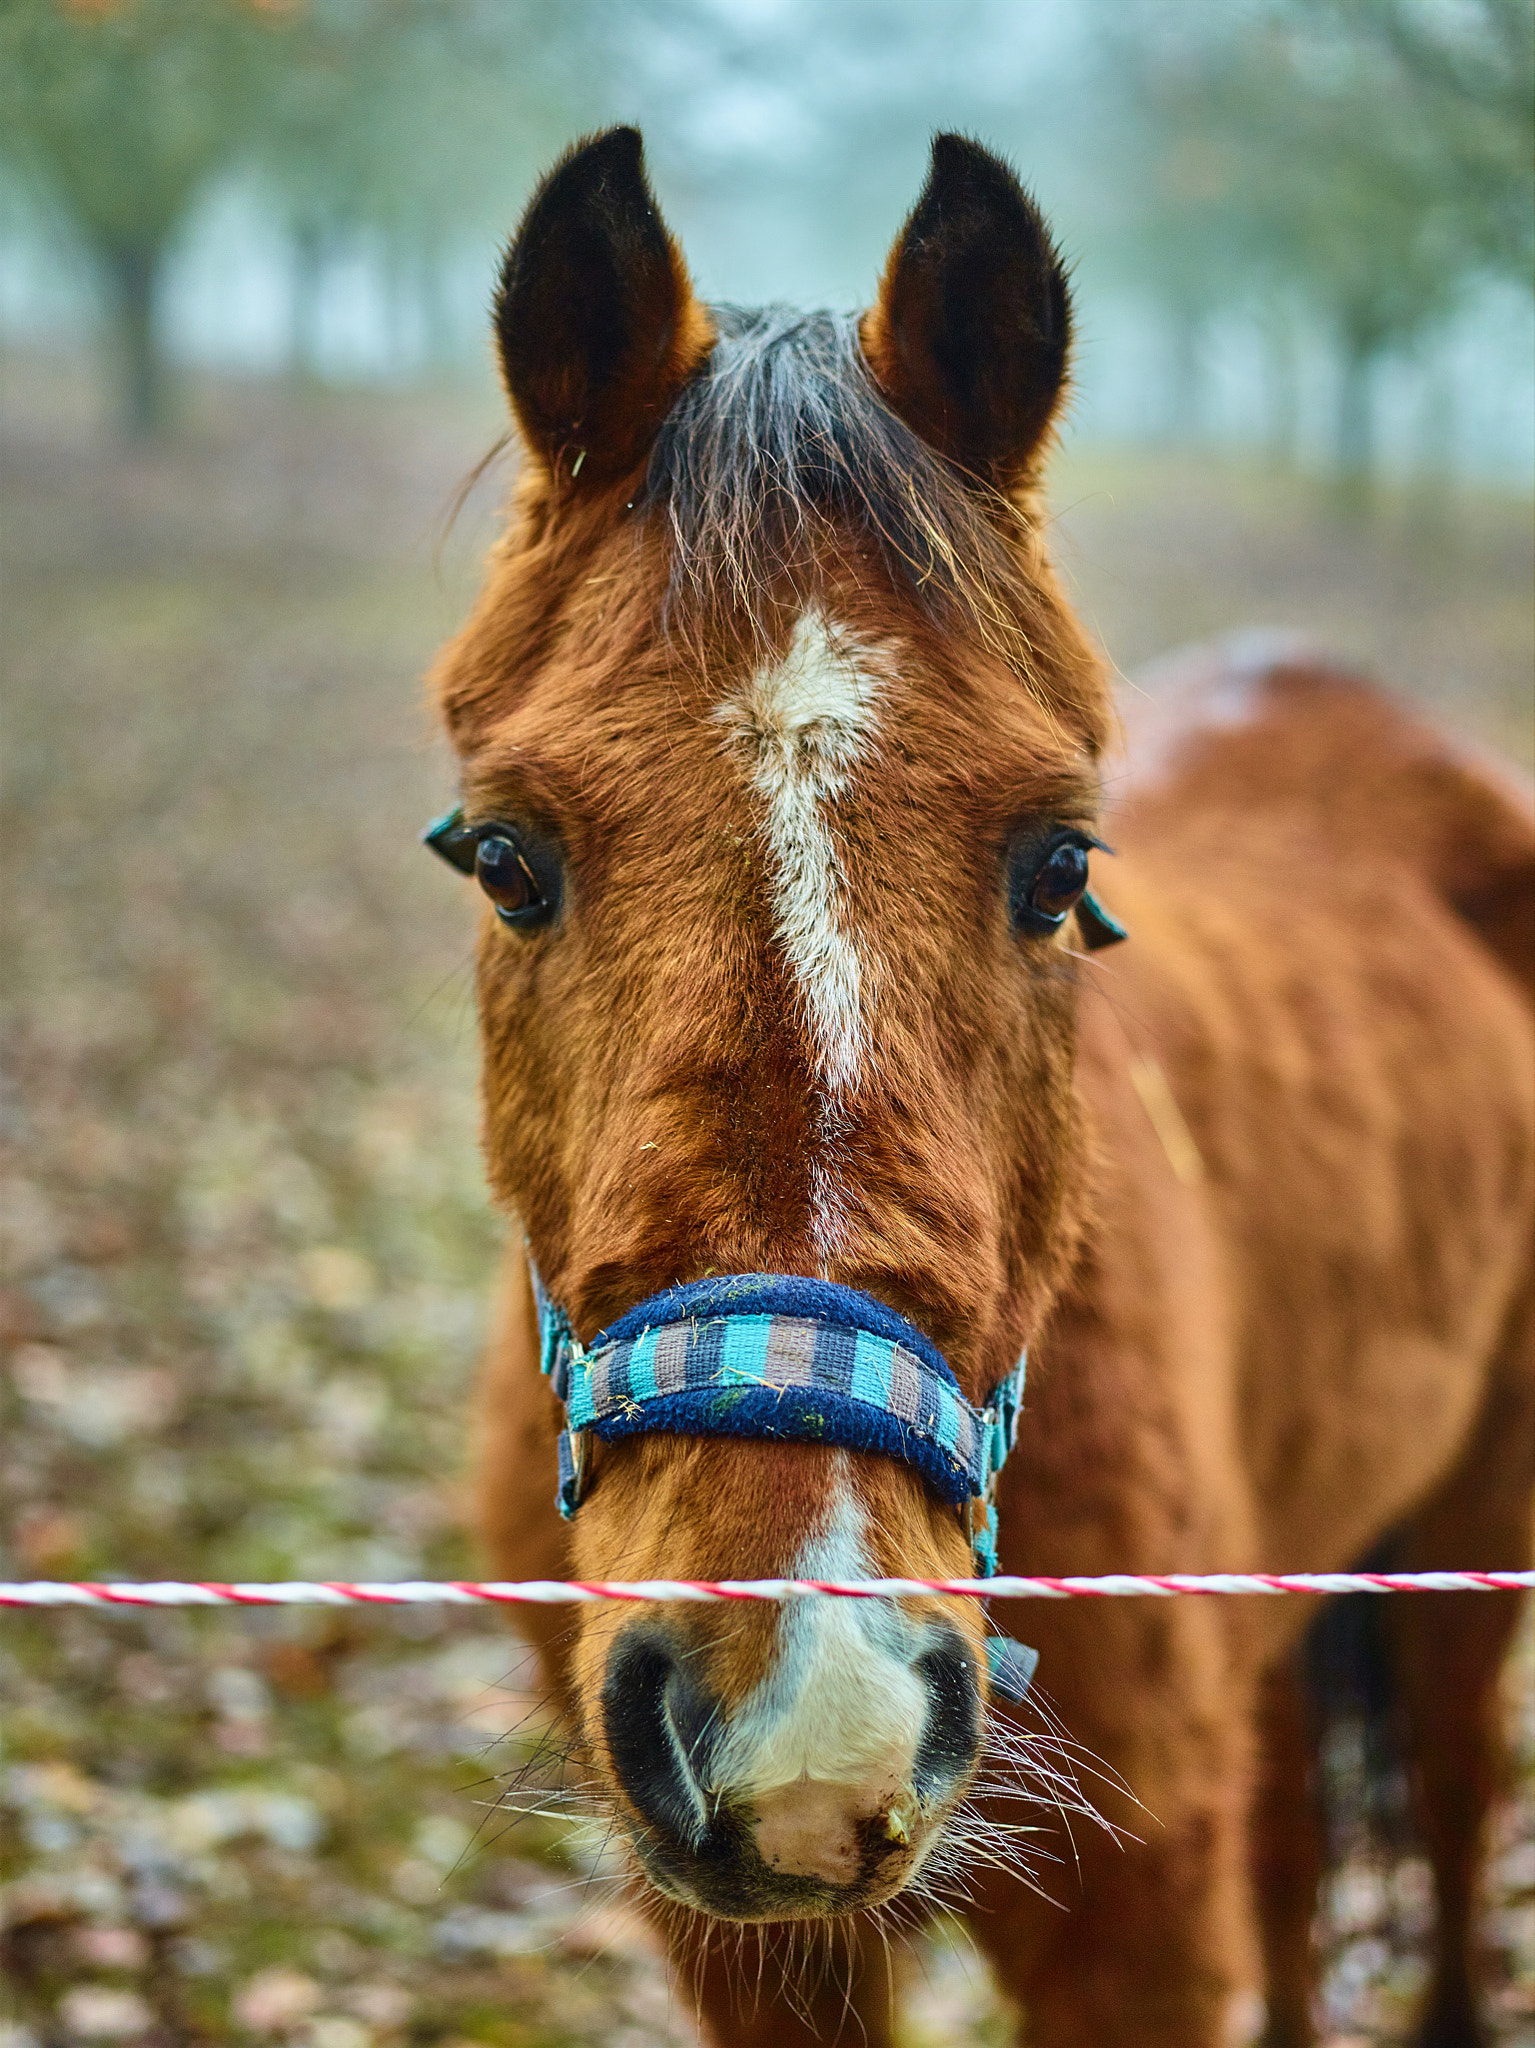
642,307,1044,668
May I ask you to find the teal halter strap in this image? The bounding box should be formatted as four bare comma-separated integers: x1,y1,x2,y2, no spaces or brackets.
529,1266,1026,1576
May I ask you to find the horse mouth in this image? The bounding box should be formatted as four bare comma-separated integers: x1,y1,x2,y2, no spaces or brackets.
621,1798,936,1921
609,1769,949,1925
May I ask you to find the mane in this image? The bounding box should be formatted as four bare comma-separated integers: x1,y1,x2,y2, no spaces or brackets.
643,306,1048,672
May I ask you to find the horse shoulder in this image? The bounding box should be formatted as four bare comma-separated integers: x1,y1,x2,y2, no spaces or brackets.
1052,653,1534,1603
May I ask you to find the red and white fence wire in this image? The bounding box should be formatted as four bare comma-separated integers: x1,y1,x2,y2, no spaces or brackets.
2,1571,1532,1610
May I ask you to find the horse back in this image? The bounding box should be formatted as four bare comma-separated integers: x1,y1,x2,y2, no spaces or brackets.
1120,631,1534,1003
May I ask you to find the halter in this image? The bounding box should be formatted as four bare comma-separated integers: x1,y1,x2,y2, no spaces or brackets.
530,1265,1026,1575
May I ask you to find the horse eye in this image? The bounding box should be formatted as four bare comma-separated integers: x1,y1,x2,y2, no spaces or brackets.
475,834,545,927
1030,841,1090,920
1009,828,1102,937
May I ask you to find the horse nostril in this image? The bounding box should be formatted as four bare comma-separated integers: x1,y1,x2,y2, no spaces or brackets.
913,1632,981,1796
602,1628,718,1846
602,1623,980,1913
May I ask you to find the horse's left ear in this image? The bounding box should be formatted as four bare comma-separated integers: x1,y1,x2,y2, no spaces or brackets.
494,127,714,488
861,133,1071,488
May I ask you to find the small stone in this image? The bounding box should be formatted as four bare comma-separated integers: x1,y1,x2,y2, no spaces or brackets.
308,2020,371,2048
413,1813,471,1871
206,1666,271,1722
10,1343,68,1403
342,1985,412,2028
390,1857,440,1905
233,1968,322,2032
300,1247,376,1312
74,1925,149,1969
17,1761,97,1814
57,1989,153,2041
310,1929,361,1977
129,1882,189,1932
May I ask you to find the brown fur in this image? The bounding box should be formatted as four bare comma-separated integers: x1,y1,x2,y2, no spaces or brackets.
437,131,1535,2045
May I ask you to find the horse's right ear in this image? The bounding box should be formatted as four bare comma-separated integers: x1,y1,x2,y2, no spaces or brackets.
861,134,1071,488
494,127,714,488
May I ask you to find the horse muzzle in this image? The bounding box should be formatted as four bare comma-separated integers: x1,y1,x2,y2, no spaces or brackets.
600,1614,981,1919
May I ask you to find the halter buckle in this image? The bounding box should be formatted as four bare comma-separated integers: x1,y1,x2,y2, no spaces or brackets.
556,1427,593,1518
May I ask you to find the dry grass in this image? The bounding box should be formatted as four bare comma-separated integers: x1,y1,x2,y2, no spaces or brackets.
1,352,1530,2046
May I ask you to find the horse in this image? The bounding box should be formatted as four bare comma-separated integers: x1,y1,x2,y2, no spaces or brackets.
426,128,1534,2047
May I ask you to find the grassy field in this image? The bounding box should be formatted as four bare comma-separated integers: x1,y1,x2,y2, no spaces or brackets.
2,353,1531,2047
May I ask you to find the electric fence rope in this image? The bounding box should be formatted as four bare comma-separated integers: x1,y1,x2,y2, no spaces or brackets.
3,1571,1532,1609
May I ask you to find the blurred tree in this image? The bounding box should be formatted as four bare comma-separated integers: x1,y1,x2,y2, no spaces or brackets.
1239,28,1463,487
1280,0,1535,483
0,0,291,433
251,0,570,384
1331,0,1535,285
1093,0,1533,489
0,0,571,427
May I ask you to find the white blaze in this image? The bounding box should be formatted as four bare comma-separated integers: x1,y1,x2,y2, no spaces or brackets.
715,1474,927,1800
715,613,886,1259
715,611,884,1097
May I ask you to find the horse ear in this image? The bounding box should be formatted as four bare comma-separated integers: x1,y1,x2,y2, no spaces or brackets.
494,127,713,487
861,133,1071,488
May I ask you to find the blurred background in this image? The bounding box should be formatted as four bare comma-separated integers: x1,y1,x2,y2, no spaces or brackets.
1,4,1531,2045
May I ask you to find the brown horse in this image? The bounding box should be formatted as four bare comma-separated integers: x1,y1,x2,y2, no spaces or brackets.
428,129,1535,2046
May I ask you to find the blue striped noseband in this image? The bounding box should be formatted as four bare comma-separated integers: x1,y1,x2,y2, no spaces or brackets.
530,1267,1026,1575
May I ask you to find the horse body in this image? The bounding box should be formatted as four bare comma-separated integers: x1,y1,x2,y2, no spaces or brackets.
969,654,1535,2042
436,128,1534,2046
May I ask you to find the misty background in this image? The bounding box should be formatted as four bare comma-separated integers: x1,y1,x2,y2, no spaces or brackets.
2,0,1532,485
2,7,1532,2045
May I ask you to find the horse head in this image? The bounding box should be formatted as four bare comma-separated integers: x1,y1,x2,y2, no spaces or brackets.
431,127,1117,1923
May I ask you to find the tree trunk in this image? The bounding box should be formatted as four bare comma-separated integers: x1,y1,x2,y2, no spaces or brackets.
1334,332,1377,508
1407,354,1456,540
102,241,167,437
417,239,459,374
1164,302,1204,443
288,222,326,383
1262,313,1299,470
